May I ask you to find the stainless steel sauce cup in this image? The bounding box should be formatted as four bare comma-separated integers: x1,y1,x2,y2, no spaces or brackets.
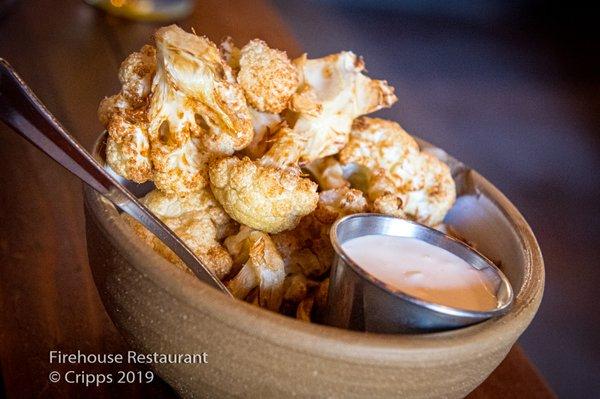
324,214,514,333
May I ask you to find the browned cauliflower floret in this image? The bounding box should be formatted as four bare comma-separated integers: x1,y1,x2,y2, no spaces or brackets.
237,39,299,113
148,25,253,194
241,108,283,159
272,187,367,277
223,224,254,263
290,52,397,162
306,156,349,190
225,229,286,311
119,45,157,107
99,45,156,183
209,127,318,234
313,187,369,224
340,117,456,226
283,273,318,304
296,278,329,322
219,36,241,71
124,188,237,279
104,107,153,183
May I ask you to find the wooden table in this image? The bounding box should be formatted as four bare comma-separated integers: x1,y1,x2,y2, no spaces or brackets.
0,1,555,397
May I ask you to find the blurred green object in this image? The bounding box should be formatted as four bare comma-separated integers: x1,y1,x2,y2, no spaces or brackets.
84,0,193,22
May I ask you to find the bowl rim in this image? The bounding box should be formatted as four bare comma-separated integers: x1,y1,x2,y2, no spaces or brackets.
84,137,544,363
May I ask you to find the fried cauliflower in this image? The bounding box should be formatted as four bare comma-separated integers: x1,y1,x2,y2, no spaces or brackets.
272,187,367,277
99,45,156,183
225,228,286,311
296,278,329,322
209,127,318,234
242,108,283,159
124,188,236,279
340,117,456,226
148,25,253,194
290,52,397,162
238,39,299,113
306,156,349,190
101,24,464,324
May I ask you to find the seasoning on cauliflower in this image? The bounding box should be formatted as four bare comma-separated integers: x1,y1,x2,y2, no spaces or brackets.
340,117,456,226
272,187,367,277
148,25,254,194
290,52,397,162
225,228,286,311
209,127,319,234
237,39,299,113
98,45,156,183
119,45,157,107
124,188,237,279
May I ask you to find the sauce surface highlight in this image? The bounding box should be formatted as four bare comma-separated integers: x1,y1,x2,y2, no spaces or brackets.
341,235,498,311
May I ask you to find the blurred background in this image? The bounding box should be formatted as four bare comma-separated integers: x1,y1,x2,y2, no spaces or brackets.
0,0,598,397
268,1,599,397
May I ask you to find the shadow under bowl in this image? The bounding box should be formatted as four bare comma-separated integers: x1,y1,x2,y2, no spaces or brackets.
84,137,544,399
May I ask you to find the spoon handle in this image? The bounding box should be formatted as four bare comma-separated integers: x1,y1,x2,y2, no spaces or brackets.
0,58,231,295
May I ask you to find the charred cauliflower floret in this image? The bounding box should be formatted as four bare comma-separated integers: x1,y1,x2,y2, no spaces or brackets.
209,127,318,234
237,39,299,113
124,188,237,279
272,187,367,277
225,228,286,311
148,25,253,194
340,117,456,226
99,45,156,183
290,52,397,162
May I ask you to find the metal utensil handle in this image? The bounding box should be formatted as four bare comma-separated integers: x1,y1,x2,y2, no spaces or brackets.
0,58,230,294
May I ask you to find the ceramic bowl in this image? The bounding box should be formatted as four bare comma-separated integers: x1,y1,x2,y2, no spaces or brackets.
84,138,544,398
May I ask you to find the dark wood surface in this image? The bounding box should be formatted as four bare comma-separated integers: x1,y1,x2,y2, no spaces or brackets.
0,1,555,397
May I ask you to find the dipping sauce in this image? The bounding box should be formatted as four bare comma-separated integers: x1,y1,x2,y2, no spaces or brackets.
341,235,498,311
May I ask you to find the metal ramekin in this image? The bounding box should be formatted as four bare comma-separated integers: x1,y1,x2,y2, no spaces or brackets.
325,214,514,333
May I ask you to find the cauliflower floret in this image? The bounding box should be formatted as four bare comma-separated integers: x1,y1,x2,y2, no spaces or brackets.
124,188,237,279
283,273,318,304
219,36,241,71
99,45,156,183
340,117,456,226
226,229,286,311
103,106,153,183
148,25,253,194
209,127,318,234
339,117,420,170
296,278,329,322
272,187,367,277
313,187,368,224
118,45,156,107
290,52,397,162
305,156,349,190
238,39,299,113
242,108,283,159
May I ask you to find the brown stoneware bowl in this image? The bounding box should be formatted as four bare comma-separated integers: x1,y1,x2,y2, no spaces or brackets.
84,138,544,398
